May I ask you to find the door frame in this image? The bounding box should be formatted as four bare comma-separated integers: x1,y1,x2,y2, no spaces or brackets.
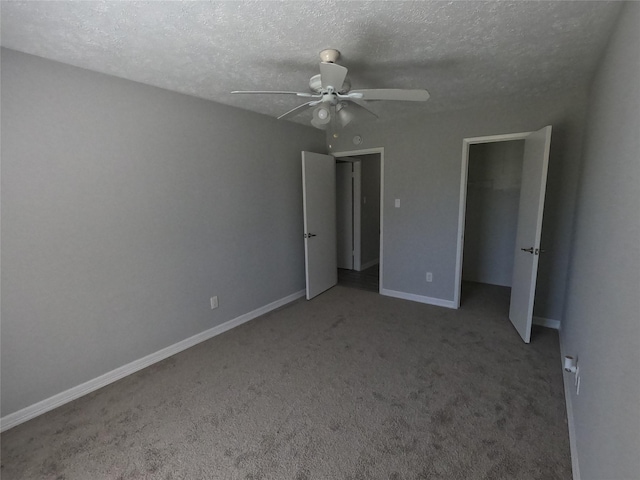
332,147,384,293
353,162,362,271
454,132,532,308
335,159,362,270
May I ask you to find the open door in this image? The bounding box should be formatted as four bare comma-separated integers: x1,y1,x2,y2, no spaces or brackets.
509,126,552,343
302,151,337,300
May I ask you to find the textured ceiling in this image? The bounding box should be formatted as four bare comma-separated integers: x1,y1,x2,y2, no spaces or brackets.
0,1,623,124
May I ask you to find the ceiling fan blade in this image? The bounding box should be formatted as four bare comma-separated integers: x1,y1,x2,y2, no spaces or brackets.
277,101,315,120
343,100,378,120
319,62,348,91
231,90,316,98
350,89,430,102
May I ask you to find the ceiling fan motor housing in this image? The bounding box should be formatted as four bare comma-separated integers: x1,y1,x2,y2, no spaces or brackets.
309,74,351,94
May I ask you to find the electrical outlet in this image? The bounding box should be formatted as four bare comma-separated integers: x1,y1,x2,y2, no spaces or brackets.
426,272,433,282
210,296,219,309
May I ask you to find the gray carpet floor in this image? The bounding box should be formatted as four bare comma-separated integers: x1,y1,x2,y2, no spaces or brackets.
0,283,572,479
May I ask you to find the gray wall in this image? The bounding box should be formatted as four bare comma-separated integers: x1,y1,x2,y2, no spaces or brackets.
330,92,588,320
0,49,325,416
561,3,640,479
360,154,381,267
463,141,524,287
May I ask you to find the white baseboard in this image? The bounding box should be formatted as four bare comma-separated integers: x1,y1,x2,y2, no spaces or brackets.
380,288,456,309
559,330,581,480
0,289,305,433
358,258,379,271
533,316,561,330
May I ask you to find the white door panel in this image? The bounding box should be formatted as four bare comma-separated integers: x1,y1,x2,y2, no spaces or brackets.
509,126,552,343
302,151,337,300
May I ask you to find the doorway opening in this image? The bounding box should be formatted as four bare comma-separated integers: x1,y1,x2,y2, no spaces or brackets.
454,127,552,343
455,131,532,309
333,148,384,293
460,139,525,316
461,139,525,306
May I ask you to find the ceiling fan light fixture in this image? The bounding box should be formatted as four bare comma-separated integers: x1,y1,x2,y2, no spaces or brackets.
337,104,354,128
312,106,331,125
311,118,327,130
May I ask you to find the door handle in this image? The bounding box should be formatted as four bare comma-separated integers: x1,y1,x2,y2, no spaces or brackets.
521,247,546,255
304,233,317,238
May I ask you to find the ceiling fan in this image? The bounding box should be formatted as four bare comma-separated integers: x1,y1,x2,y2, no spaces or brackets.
231,49,430,130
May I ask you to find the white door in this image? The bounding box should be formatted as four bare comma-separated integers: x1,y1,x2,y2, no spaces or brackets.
302,151,337,300
509,126,552,343
336,162,353,269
